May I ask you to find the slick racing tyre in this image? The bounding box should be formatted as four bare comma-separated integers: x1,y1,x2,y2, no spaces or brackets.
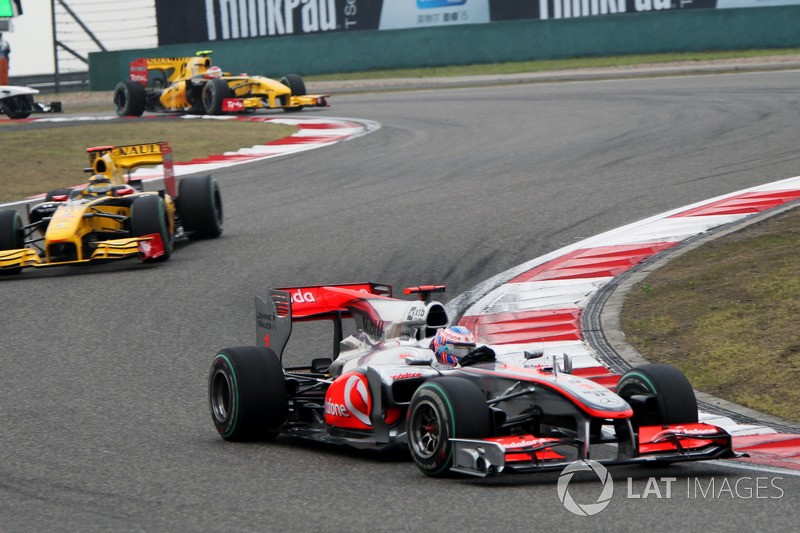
202,78,231,115
407,377,493,476
0,210,24,275
113,80,147,117
177,175,223,240
279,74,306,112
2,95,33,119
209,346,288,441
616,363,698,429
130,194,173,262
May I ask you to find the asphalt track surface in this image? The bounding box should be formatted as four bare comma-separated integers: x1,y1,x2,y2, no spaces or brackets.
3,70,800,531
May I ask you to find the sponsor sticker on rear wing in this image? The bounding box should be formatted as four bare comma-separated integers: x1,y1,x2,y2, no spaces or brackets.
274,283,392,320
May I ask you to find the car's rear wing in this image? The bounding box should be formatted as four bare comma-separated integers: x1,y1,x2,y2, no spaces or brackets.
274,283,393,321
254,283,392,361
254,283,450,361
86,141,176,196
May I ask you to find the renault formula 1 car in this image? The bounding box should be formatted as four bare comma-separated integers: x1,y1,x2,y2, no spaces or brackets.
0,141,223,274
208,283,738,477
1,85,61,119
113,52,328,117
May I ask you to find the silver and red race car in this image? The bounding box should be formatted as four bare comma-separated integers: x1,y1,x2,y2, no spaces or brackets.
208,283,738,477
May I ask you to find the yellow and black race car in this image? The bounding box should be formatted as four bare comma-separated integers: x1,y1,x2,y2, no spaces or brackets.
0,141,223,275
113,51,328,116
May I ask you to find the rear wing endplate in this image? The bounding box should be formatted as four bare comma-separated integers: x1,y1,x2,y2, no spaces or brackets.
256,289,293,360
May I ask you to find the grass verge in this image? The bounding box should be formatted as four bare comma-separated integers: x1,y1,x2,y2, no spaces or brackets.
619,206,800,422
0,119,297,203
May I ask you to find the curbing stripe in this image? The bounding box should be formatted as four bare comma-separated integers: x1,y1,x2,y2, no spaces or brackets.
456,175,800,469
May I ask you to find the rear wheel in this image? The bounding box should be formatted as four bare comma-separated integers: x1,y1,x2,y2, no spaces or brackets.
616,363,698,429
0,210,25,275
113,80,147,117
177,175,223,239
209,346,288,441
407,377,493,476
280,74,306,112
202,78,231,115
130,195,173,262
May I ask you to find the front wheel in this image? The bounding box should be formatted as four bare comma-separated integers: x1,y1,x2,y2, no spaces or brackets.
0,210,25,275
202,78,231,115
2,95,33,119
209,346,288,441
279,74,306,112
407,377,493,476
177,175,223,239
113,80,147,117
616,363,698,429
130,194,173,262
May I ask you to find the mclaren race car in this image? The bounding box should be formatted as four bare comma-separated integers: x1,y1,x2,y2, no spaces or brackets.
208,283,738,477
0,141,223,274
1,85,61,119
113,51,328,117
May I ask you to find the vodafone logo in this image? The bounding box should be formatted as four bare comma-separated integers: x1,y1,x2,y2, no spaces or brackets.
291,289,316,303
344,374,371,426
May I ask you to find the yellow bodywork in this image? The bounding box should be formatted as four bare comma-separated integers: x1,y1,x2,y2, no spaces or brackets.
0,142,176,271
128,53,327,113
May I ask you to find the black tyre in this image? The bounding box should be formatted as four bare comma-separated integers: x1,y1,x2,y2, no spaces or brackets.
407,377,493,476
113,80,147,117
2,95,33,119
45,188,73,201
177,175,223,239
616,363,698,429
209,346,288,441
280,74,306,112
202,78,232,115
0,210,25,275
130,194,173,262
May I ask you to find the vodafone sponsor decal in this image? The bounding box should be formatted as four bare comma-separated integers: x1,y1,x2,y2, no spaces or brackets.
290,289,317,303
325,371,372,429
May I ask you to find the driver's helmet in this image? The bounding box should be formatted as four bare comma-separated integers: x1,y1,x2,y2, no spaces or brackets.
86,175,112,195
431,326,476,366
206,66,222,78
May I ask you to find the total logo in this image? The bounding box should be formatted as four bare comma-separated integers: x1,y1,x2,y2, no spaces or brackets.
222,99,244,112
557,460,614,516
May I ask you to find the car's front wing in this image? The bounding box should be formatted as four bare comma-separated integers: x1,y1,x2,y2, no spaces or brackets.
221,94,329,112
450,422,739,477
0,233,165,270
